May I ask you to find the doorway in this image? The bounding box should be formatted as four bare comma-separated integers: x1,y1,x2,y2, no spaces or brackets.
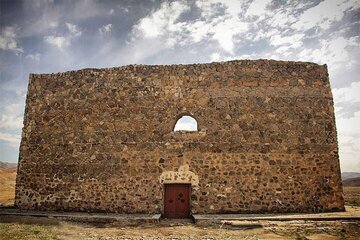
164,184,191,218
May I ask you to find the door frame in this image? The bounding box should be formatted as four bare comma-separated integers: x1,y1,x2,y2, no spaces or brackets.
163,183,191,218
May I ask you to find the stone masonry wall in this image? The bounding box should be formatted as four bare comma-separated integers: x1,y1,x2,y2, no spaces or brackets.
15,59,345,214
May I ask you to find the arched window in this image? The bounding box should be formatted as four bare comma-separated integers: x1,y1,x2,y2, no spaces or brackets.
173,115,198,132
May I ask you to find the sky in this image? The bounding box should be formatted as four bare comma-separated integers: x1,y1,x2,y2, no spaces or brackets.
174,116,198,131
0,0,359,172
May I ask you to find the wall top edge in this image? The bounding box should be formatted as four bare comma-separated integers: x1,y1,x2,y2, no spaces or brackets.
29,59,327,77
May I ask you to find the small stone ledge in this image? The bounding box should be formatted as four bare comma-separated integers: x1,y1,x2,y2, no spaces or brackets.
193,211,360,226
0,208,161,226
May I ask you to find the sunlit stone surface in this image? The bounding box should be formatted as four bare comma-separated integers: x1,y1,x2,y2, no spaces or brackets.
15,59,344,214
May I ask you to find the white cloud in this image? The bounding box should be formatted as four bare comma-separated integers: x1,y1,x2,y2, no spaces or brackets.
108,8,115,15
332,82,360,171
196,0,244,18
186,20,211,43
212,17,248,54
245,0,272,18
0,132,21,148
336,111,360,172
0,26,23,54
270,33,305,48
292,0,360,30
190,1,250,53
268,8,298,28
333,81,360,104
274,46,291,55
0,115,23,129
298,36,359,76
195,0,223,19
133,0,190,38
43,23,82,50
25,53,41,61
44,35,70,49
217,0,244,17
0,103,24,129
133,0,249,54
136,18,161,38
65,23,82,37
133,0,287,54
268,33,305,57
165,37,177,48
99,24,113,34
212,20,235,53
210,52,221,62
127,0,192,60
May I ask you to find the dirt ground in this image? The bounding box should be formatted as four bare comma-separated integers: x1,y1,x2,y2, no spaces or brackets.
1,218,360,240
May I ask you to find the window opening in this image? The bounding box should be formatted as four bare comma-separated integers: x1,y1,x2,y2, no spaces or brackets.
173,115,198,131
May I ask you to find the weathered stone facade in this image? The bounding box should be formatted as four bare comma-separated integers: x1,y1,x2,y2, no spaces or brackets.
15,59,344,214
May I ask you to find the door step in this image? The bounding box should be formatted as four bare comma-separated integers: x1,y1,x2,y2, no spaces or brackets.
160,217,194,226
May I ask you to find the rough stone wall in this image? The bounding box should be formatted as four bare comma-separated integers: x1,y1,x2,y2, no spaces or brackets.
15,59,344,214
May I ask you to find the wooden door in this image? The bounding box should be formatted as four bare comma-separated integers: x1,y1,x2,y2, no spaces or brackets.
164,184,190,218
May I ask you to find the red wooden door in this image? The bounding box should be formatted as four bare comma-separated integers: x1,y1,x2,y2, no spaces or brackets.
164,184,190,218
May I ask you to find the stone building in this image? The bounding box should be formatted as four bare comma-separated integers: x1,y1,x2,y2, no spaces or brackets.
15,59,344,218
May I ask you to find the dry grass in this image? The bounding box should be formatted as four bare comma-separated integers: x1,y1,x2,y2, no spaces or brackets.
0,223,58,240
343,186,360,206
0,167,16,206
0,220,360,240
